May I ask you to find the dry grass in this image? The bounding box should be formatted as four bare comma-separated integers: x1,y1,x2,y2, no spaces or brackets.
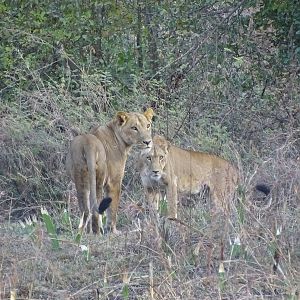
1,168,299,299
0,83,299,299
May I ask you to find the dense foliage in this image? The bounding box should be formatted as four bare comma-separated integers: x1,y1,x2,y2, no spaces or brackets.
1,0,299,139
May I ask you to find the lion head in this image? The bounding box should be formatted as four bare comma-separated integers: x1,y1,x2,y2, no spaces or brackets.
140,135,171,181
112,108,154,149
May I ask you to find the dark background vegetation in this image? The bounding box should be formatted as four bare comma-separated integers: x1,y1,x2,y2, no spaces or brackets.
0,0,299,299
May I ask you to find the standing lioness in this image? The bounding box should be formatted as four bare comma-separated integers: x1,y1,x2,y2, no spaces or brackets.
66,109,154,234
137,135,238,217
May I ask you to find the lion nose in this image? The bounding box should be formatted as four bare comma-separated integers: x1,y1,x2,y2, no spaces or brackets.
152,170,159,174
143,140,151,146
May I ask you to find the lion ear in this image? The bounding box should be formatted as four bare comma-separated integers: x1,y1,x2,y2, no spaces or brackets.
116,111,128,125
154,135,170,153
166,140,171,152
163,140,171,153
143,108,154,121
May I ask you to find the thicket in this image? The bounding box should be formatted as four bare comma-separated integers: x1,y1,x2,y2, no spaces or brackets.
0,1,299,298
1,0,299,211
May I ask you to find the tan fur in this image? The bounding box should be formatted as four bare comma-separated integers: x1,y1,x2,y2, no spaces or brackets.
137,135,238,217
66,109,154,234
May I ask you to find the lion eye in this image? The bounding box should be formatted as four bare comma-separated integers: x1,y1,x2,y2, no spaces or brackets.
159,156,164,160
147,123,151,129
131,126,138,131
146,156,152,161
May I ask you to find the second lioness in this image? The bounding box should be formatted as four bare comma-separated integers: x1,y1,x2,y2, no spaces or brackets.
137,135,238,218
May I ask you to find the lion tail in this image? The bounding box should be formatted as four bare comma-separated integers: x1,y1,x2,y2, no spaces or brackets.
98,197,112,214
255,184,271,196
253,183,273,210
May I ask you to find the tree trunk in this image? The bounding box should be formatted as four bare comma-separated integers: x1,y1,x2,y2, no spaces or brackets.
136,2,144,71
143,3,160,79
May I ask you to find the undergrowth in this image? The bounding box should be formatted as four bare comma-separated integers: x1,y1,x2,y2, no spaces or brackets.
0,75,299,298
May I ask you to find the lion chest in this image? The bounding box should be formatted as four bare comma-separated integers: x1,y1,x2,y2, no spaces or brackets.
141,175,166,190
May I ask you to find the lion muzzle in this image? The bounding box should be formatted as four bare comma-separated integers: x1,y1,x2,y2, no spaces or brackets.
143,140,152,147
151,170,162,180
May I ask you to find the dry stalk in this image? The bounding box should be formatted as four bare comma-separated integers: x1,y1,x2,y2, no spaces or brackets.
149,261,154,300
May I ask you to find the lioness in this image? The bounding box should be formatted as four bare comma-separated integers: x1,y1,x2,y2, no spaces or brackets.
137,135,238,218
66,109,154,234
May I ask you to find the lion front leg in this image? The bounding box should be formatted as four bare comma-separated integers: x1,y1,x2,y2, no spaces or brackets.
166,180,178,219
145,187,160,217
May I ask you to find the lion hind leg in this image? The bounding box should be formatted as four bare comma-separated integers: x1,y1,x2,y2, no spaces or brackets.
95,169,107,233
75,179,91,233
84,145,102,234
103,183,121,234
210,186,230,216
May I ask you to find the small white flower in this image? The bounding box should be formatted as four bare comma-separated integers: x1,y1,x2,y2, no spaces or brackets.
78,213,85,229
41,207,49,215
80,244,88,252
19,220,26,228
32,215,37,223
234,235,241,245
10,290,17,300
276,225,282,236
193,242,201,256
219,262,225,273
25,216,32,226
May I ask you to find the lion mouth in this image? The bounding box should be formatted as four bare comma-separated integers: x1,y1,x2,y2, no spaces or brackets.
138,144,152,151
151,174,161,180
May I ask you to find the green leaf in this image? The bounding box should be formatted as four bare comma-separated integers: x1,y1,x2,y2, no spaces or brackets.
122,284,129,300
41,208,60,250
